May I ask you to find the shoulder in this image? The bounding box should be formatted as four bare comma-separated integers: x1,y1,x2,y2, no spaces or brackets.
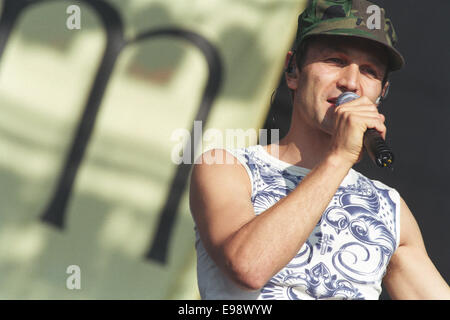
190,148,253,203
193,146,260,168
191,146,263,183
395,196,425,249
189,148,259,252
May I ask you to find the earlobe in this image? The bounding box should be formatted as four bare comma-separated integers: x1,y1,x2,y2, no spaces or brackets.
382,81,390,99
376,81,390,105
285,68,298,91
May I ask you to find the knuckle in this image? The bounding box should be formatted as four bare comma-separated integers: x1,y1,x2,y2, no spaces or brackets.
375,121,386,132
365,104,377,112
335,107,347,119
335,105,344,113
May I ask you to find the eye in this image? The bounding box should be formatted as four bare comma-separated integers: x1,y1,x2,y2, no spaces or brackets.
326,57,345,65
361,66,379,78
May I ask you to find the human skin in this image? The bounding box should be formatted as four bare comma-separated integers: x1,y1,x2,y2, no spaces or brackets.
189,36,450,299
275,35,389,170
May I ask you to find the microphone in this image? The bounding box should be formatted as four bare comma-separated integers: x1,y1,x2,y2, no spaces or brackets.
335,92,394,168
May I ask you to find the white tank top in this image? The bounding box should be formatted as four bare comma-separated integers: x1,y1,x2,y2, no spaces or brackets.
194,145,401,300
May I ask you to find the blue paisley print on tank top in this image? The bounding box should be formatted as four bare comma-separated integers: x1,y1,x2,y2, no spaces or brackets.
194,145,400,300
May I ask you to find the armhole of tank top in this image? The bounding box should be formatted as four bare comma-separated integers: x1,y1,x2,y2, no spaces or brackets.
223,148,255,200
391,188,401,251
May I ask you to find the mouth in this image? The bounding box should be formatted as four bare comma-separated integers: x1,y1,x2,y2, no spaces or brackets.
327,97,338,107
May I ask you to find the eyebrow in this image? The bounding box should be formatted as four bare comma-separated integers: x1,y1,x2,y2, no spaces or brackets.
321,45,385,68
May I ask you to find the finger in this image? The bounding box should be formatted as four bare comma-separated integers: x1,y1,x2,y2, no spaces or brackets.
338,113,386,137
335,110,383,118
335,104,379,114
335,109,385,127
337,96,376,107
363,118,387,140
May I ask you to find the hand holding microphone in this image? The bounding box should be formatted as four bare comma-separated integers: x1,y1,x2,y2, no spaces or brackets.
335,92,394,168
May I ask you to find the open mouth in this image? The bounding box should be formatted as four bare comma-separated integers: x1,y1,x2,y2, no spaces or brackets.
327,97,338,106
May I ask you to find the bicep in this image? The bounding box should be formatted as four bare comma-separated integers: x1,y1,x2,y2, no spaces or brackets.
383,197,450,299
189,149,255,263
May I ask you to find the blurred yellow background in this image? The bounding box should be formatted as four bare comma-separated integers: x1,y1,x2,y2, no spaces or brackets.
0,0,306,299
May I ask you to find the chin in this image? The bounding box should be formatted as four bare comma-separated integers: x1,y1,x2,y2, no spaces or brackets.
319,119,335,136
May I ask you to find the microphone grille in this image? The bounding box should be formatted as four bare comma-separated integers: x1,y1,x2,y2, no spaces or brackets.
336,92,360,106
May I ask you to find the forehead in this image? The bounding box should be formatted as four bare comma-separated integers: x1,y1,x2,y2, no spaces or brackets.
306,35,388,67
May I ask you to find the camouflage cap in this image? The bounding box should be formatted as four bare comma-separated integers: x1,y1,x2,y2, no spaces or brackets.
294,0,405,71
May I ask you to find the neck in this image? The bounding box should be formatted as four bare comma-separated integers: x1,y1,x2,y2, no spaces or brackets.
265,109,333,170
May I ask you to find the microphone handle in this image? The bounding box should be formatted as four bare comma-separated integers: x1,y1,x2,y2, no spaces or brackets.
364,128,394,168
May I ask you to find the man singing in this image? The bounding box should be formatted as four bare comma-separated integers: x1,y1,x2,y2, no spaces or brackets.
189,0,450,300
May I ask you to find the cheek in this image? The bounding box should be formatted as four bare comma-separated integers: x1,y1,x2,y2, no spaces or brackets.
361,79,383,101
295,74,331,120
309,66,338,91
298,67,331,99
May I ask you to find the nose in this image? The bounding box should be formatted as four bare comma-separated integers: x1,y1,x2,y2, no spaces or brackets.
337,63,361,94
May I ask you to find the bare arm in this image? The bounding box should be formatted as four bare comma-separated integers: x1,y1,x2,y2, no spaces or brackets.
383,197,450,299
190,149,352,290
190,96,385,290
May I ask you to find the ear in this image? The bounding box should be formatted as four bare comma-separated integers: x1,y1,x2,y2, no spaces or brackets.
381,80,390,100
285,51,298,90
